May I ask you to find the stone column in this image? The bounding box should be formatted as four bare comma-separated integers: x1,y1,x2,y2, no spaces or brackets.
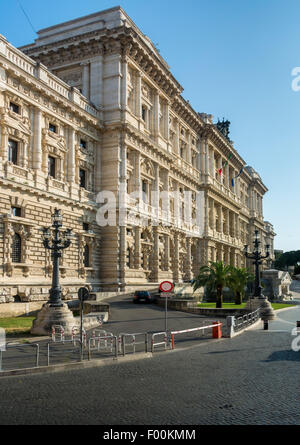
174,182,180,227
119,225,127,289
226,164,230,188
196,138,201,171
204,140,209,177
176,120,180,155
212,148,215,178
134,226,141,269
220,244,224,263
90,55,103,107
204,194,209,234
153,91,160,139
236,215,240,241
218,157,223,184
152,227,159,281
173,232,180,282
187,132,192,164
1,126,8,163
32,108,42,170
165,102,170,141
68,128,75,184
164,234,170,271
136,72,142,118
185,237,192,281
135,151,141,192
218,204,222,233
209,198,213,230
121,58,128,112
225,208,230,235
81,62,90,99
153,163,160,222
95,141,101,193
23,141,29,168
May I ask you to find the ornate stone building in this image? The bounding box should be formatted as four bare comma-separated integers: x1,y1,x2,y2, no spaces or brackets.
0,6,275,305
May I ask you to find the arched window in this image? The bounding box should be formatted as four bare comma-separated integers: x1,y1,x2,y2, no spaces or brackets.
12,233,22,263
84,244,90,267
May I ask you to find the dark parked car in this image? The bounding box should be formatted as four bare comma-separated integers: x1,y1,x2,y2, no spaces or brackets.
132,291,157,304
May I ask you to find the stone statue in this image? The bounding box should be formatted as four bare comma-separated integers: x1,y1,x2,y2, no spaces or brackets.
216,118,231,141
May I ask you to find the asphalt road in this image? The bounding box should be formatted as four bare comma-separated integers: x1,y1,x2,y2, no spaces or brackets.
1,296,223,371
0,306,299,425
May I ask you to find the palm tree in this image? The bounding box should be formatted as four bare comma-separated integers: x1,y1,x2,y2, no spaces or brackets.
228,267,254,305
193,261,232,308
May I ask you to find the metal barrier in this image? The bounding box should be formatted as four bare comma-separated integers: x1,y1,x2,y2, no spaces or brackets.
0,342,39,372
117,332,130,353
90,331,113,352
88,335,118,360
52,325,65,343
91,329,108,348
120,333,148,356
151,332,168,352
71,326,87,347
47,339,82,366
170,322,223,350
234,308,260,332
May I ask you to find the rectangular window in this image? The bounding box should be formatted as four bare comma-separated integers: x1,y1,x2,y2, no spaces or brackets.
11,206,22,217
142,106,146,122
8,139,18,165
79,169,87,189
49,123,57,133
83,222,89,232
84,245,90,267
80,139,87,149
48,156,56,178
10,102,20,114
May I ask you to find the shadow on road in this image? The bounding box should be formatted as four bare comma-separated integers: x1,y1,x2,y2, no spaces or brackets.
264,350,300,362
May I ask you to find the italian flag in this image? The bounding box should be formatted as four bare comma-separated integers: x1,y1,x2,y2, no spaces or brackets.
218,152,233,175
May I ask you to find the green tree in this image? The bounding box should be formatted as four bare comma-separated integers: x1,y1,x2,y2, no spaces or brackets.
193,261,232,308
274,250,300,270
228,267,255,305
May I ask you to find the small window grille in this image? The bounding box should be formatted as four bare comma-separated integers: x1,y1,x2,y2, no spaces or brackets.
12,233,22,263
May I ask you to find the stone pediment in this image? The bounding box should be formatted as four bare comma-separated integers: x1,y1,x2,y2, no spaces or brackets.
43,133,66,152
5,116,32,137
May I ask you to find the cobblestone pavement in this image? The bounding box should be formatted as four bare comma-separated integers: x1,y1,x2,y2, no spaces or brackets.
0,307,299,425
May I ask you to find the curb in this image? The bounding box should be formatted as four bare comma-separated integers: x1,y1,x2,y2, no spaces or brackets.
274,305,300,314
0,352,153,378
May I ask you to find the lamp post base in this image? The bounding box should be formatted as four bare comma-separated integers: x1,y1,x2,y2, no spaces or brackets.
245,295,276,324
30,302,77,336
245,296,266,312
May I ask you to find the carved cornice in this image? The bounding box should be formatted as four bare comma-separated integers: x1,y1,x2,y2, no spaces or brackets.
172,97,203,134
21,25,183,100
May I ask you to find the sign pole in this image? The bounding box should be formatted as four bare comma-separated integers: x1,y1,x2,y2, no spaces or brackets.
78,287,89,362
159,281,174,334
165,294,168,332
80,299,83,361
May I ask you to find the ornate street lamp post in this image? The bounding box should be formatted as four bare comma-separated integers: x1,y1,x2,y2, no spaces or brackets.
244,230,270,298
244,229,275,328
42,209,73,307
31,208,76,336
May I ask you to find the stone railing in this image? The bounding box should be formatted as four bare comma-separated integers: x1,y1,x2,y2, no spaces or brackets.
0,34,101,119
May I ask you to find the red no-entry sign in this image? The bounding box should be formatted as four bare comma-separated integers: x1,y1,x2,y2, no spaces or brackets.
160,281,174,293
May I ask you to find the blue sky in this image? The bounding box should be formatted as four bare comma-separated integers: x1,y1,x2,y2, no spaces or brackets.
1,0,299,251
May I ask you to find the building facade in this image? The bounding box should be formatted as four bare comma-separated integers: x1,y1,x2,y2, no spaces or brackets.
0,7,275,304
